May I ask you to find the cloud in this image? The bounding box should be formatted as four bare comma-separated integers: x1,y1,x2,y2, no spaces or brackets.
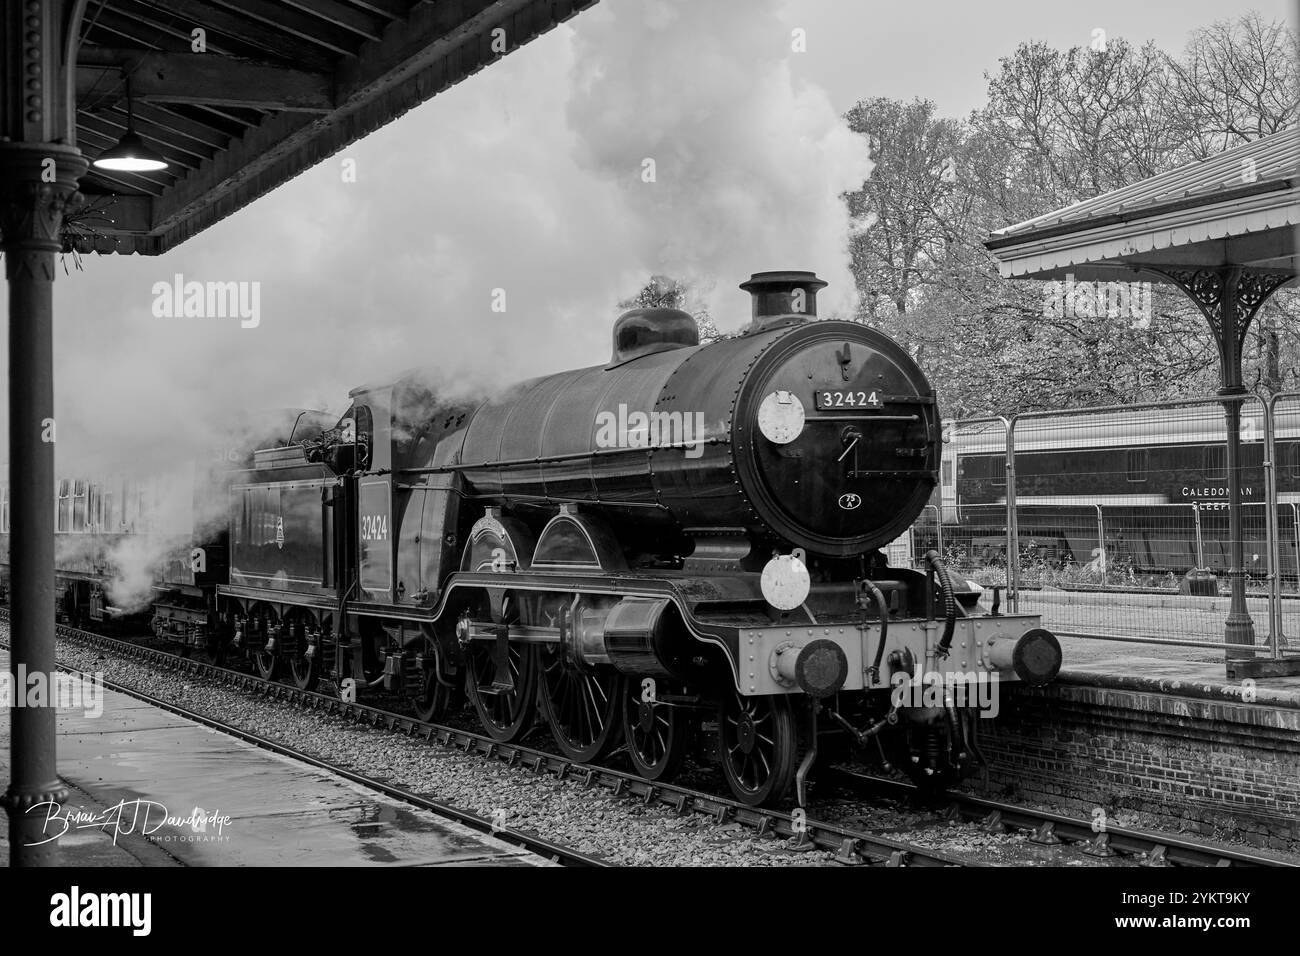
2,0,871,478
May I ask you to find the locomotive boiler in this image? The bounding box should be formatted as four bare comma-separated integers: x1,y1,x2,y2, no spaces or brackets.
144,270,1062,807
454,271,935,559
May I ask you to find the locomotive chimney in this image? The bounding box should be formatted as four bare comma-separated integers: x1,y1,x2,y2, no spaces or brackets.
739,271,829,331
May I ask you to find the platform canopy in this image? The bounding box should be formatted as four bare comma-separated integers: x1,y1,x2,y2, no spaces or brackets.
68,0,596,255
985,126,1298,287
984,126,1300,679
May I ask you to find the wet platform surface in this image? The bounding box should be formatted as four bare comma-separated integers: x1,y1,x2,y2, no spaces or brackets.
1054,635,1300,706
0,652,548,866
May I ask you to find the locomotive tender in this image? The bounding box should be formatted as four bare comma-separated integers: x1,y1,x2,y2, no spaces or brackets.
41,271,1065,806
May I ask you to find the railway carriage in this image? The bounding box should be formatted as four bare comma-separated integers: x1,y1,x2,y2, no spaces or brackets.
0,473,183,628
939,408,1300,580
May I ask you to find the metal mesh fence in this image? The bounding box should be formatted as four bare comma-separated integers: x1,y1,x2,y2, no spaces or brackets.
904,396,1299,656
1270,395,1300,649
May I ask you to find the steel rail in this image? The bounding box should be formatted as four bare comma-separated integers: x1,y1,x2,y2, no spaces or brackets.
0,628,603,868
827,769,1295,868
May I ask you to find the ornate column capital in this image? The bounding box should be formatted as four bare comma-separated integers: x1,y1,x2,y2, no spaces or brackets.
0,142,87,280
1145,265,1295,391
1146,266,1293,347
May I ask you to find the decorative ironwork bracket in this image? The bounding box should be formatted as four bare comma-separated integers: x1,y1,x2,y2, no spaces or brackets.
1145,266,1294,390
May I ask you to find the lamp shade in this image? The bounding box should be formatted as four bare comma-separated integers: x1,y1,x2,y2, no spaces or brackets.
92,130,168,172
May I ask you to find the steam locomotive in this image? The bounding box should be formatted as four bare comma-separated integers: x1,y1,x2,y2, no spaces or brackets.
5,271,1062,806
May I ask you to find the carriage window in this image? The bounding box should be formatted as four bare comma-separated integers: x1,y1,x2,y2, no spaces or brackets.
1126,448,1148,482
1205,445,1227,480
56,479,70,532
1289,442,1300,479
942,459,954,486
122,480,136,530
989,455,1005,488
72,480,88,532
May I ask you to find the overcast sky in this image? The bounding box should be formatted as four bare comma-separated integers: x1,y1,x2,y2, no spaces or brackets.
788,0,1298,116
4,0,1296,471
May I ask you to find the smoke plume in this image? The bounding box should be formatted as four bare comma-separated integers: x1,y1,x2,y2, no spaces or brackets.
1,0,873,602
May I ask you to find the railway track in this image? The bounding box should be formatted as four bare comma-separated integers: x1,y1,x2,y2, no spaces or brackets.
826,769,1294,868
7,612,981,867
8,610,1290,867
0,628,603,868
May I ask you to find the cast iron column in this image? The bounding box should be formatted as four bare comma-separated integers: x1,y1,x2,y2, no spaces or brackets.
2,0,89,867
0,144,86,866
1151,266,1293,671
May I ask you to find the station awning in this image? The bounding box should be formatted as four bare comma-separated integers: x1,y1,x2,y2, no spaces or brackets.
70,0,595,255
984,126,1300,676
985,127,1299,287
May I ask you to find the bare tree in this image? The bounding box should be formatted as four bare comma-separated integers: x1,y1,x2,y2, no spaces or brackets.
844,18,1298,416
1165,12,1299,160
1165,13,1300,394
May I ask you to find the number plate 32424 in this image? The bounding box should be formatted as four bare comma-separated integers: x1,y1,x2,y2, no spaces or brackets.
815,390,882,409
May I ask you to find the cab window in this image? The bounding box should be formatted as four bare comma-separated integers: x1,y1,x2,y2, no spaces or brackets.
73,480,88,532
354,405,373,470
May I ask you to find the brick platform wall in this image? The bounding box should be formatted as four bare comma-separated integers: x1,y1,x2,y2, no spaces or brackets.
964,673,1300,853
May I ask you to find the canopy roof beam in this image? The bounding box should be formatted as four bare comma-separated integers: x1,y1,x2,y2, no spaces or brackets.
77,48,334,112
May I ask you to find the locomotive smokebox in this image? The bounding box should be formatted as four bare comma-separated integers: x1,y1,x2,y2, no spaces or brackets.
739,271,828,331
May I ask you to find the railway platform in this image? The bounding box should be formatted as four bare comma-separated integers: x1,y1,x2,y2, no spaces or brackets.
972,636,1300,852
0,650,548,867
1058,634,1300,692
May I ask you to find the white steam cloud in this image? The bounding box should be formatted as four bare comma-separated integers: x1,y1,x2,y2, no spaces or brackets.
567,0,873,319
1,0,873,603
